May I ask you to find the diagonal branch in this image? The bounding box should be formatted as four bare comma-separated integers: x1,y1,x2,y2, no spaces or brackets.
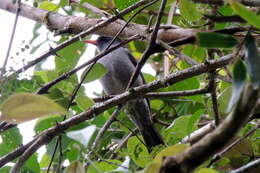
0,53,234,167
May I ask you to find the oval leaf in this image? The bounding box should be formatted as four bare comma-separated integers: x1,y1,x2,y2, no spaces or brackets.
0,93,67,124
197,32,238,48
39,1,58,12
244,34,260,89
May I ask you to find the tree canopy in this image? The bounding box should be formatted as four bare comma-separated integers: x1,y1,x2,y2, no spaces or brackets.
0,0,260,173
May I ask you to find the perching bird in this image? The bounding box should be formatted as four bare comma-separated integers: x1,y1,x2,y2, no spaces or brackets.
85,36,164,150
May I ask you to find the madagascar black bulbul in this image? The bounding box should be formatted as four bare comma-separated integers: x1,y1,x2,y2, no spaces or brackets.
85,36,164,150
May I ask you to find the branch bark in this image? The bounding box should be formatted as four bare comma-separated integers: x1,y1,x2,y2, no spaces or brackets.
0,0,196,44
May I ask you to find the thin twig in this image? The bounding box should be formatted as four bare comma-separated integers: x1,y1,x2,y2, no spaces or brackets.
126,0,167,89
37,35,140,94
1,0,21,79
92,106,123,150
8,0,152,78
93,87,209,102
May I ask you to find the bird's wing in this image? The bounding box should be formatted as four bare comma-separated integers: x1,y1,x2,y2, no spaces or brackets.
125,49,152,112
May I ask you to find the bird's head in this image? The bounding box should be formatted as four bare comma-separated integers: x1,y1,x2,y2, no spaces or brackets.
84,36,121,52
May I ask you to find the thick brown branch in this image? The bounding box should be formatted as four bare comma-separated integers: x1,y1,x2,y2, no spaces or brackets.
0,0,196,45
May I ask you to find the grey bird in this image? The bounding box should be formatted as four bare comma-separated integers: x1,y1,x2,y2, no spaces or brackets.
85,36,164,151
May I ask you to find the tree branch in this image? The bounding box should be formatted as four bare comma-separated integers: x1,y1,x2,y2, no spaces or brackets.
0,53,234,167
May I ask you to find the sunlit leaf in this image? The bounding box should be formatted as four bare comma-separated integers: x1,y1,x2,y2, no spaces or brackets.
67,125,96,147
197,32,238,48
230,0,260,29
0,93,67,124
64,161,85,173
227,60,247,112
180,0,202,22
39,1,58,12
244,34,260,89
76,95,94,111
194,168,218,173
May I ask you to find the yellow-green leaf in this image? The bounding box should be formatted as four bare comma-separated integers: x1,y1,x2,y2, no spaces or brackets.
141,162,161,173
0,93,67,124
76,95,94,111
154,144,189,164
194,168,218,173
39,1,58,12
64,161,85,173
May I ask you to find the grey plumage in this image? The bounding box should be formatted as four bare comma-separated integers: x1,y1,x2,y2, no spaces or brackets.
90,36,164,150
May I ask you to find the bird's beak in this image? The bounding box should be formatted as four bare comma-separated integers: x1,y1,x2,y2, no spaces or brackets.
84,40,98,45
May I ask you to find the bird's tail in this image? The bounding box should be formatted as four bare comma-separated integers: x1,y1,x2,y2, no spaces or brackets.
127,99,164,151
139,124,164,151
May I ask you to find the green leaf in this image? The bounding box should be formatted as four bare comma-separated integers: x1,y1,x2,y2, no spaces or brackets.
0,93,67,124
0,166,11,173
227,60,247,112
81,63,108,83
0,127,22,156
39,1,58,12
114,0,139,10
164,111,202,144
56,41,85,72
23,154,40,173
197,32,238,48
76,95,94,111
230,0,260,29
180,0,202,22
64,161,85,173
244,34,260,89
67,125,96,147
39,154,51,168
87,160,122,173
34,114,64,134
127,136,151,168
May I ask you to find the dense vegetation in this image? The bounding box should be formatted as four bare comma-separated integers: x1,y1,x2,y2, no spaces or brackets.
0,0,259,172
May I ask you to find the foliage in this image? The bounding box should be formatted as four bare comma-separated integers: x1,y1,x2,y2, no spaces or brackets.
0,0,260,172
